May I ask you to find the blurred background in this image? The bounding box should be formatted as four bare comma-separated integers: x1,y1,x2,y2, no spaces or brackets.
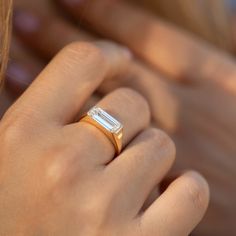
136,0,234,51
1,0,236,235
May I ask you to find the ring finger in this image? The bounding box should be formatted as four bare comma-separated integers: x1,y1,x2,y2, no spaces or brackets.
64,88,150,165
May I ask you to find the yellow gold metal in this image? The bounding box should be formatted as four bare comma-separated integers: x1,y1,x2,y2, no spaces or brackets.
80,115,123,154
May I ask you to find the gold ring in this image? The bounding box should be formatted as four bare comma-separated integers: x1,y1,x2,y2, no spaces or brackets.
80,106,123,154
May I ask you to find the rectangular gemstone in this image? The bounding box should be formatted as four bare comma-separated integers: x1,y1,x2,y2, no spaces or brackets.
87,107,122,134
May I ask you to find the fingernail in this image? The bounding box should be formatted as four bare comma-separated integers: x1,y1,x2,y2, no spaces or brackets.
94,40,133,78
120,46,133,60
95,40,133,60
6,61,34,94
13,9,41,33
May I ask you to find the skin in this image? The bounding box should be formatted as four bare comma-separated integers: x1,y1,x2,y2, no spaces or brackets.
0,41,209,235
4,0,236,234
6,2,236,235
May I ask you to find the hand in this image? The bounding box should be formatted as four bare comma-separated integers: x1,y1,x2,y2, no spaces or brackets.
0,41,209,235
7,0,236,235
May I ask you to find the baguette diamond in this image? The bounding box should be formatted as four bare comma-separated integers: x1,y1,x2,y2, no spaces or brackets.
87,107,123,134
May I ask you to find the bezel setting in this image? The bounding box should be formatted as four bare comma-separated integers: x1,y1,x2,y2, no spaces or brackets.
87,107,123,134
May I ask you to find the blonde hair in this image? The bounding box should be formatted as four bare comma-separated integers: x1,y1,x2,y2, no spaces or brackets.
0,0,13,87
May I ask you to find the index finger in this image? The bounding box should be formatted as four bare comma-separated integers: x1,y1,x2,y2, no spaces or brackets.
3,41,131,125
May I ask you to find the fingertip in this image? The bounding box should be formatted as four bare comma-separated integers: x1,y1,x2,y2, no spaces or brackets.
136,170,210,236
181,170,210,213
95,40,133,78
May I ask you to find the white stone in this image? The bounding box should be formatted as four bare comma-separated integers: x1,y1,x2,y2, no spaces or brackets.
88,107,123,134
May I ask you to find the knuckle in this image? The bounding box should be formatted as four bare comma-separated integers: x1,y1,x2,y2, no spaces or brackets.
184,171,210,211
0,124,19,149
61,41,106,68
148,128,176,163
2,102,39,131
0,113,32,147
44,149,68,183
44,144,82,184
1,104,22,126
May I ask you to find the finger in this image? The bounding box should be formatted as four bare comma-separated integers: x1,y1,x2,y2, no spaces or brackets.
78,94,100,118
58,0,236,93
63,88,150,164
56,0,193,81
8,36,101,112
141,187,160,212
4,41,131,125
175,132,236,236
104,128,175,217
13,8,178,132
133,171,209,236
100,60,179,132
13,9,93,59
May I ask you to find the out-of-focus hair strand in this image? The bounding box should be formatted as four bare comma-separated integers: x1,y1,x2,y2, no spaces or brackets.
0,0,13,88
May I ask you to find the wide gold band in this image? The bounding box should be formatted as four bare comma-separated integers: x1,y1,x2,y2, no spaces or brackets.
80,109,123,155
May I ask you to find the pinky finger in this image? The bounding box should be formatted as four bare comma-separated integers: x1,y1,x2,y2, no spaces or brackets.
132,171,209,236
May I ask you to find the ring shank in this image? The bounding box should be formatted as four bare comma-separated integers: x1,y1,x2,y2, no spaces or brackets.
80,115,123,155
